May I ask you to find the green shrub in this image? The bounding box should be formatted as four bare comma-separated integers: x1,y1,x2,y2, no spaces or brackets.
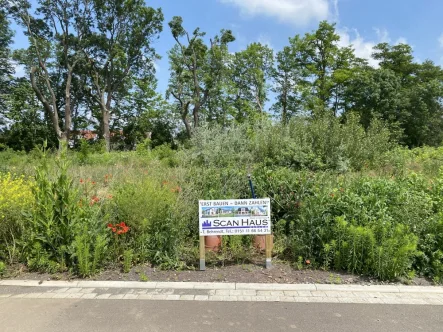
25,147,81,268
0,261,5,276
186,115,393,172
73,233,108,277
123,249,133,273
108,175,186,268
323,217,417,280
0,172,34,262
25,145,110,275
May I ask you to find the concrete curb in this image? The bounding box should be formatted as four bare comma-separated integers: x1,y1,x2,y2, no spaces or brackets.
1,279,443,293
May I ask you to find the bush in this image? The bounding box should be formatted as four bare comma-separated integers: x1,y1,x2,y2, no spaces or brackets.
0,261,5,276
24,146,110,276
186,115,393,172
323,217,417,280
107,174,186,268
0,172,34,262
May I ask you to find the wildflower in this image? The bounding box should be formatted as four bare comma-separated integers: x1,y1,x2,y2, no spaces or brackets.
89,195,100,206
107,222,130,235
171,186,182,193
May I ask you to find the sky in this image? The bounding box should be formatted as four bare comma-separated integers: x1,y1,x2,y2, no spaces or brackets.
10,0,443,96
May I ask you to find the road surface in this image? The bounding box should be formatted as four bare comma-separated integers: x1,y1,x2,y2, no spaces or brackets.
1,298,442,332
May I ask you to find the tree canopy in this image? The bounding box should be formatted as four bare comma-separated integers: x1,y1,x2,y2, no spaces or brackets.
0,8,442,150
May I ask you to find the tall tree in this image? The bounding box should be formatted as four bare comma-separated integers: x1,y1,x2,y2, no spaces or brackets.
271,44,311,123
82,0,163,151
0,7,14,121
229,43,273,122
288,21,362,117
370,43,443,146
1,77,57,150
10,0,89,147
167,16,234,137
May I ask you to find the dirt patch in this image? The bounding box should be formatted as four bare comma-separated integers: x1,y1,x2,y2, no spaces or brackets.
2,260,433,286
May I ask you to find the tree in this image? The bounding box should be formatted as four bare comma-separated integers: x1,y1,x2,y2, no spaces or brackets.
10,0,89,147
167,16,235,137
287,21,362,117
370,43,443,146
343,67,405,131
230,43,273,122
1,78,57,150
271,45,310,123
0,8,14,119
112,81,176,150
82,0,163,151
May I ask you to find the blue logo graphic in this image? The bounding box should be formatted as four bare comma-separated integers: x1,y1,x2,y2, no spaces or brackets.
202,220,212,227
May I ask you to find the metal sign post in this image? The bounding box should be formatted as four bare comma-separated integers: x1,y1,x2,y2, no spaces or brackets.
248,174,272,269
199,235,206,271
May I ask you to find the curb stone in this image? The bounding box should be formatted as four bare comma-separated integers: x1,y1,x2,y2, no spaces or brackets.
1,280,443,293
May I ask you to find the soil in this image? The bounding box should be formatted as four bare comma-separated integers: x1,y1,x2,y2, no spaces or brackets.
2,259,433,286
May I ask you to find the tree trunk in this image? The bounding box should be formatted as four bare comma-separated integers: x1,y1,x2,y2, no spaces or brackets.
97,91,113,153
103,108,111,152
193,104,200,129
182,113,192,138
64,67,73,146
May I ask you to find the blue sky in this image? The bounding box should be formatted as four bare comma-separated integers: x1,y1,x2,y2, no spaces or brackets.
12,0,443,96
148,0,443,94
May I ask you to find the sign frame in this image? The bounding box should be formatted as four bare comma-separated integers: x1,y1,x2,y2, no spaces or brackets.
198,198,273,271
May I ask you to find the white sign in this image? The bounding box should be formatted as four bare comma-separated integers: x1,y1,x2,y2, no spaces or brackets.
199,199,271,236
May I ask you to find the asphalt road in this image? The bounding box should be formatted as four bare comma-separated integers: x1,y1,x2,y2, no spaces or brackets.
0,298,442,332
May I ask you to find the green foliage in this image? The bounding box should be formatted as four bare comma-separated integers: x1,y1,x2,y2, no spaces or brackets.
323,217,417,280
3,124,443,282
23,145,110,276
0,261,5,276
0,172,33,262
108,174,186,268
26,147,81,267
187,115,393,172
123,249,133,273
73,233,108,277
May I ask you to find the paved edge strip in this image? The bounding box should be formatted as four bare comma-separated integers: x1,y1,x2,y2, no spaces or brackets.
1,280,443,294
0,293,442,305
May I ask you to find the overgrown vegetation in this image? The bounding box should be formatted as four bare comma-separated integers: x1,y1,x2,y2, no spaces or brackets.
0,2,443,284
1,117,443,283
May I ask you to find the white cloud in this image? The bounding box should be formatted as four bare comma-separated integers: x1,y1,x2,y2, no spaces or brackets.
338,28,378,67
374,28,390,43
219,0,331,26
374,28,407,45
439,33,443,48
337,28,409,68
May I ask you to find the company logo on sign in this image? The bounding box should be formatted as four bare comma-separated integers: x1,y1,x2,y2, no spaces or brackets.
202,220,212,227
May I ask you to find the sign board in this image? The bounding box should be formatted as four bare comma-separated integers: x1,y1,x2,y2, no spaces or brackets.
199,198,271,236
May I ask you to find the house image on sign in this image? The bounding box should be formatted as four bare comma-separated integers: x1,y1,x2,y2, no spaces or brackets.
250,206,268,216
202,208,219,216
236,207,250,215
218,208,234,215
